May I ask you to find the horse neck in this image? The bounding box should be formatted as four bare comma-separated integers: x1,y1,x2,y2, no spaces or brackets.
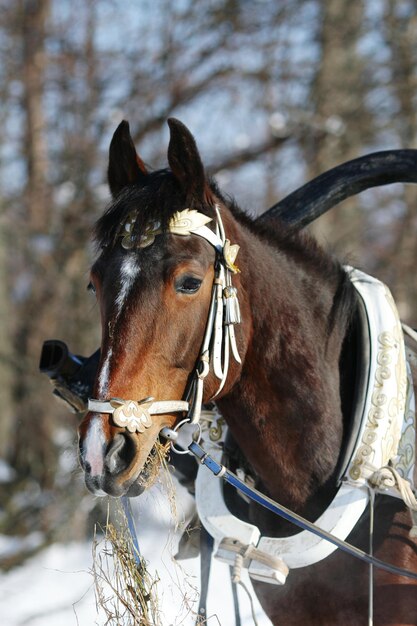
217,219,353,510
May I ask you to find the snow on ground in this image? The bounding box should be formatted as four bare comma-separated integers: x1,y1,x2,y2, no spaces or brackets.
0,476,273,626
0,542,98,626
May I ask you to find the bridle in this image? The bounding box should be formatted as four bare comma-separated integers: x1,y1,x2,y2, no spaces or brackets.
87,204,242,435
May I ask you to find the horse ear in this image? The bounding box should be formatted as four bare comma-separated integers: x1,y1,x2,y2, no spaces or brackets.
108,120,147,197
167,118,206,198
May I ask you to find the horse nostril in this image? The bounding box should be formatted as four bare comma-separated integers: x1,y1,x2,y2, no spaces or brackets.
105,433,136,475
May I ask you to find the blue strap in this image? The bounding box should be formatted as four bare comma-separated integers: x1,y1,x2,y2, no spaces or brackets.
188,442,417,581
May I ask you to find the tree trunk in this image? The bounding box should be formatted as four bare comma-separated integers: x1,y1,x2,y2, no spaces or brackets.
11,0,56,486
381,0,417,323
22,0,50,233
305,0,370,258
0,221,14,460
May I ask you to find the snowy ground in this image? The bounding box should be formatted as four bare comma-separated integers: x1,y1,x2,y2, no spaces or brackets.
0,477,273,626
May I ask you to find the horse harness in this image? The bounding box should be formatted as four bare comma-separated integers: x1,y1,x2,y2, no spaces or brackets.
87,208,417,595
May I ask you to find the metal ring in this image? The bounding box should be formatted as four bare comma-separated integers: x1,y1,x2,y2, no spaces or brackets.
169,419,202,455
197,358,210,380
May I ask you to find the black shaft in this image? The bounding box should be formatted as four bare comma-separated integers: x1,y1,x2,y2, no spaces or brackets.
257,149,417,229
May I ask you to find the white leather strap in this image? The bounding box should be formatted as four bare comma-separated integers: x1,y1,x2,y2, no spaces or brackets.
192,224,223,252
213,277,225,380
88,399,189,415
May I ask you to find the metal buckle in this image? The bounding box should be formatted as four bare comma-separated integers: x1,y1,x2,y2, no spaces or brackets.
162,419,202,455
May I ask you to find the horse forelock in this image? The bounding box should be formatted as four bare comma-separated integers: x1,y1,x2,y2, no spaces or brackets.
94,169,219,252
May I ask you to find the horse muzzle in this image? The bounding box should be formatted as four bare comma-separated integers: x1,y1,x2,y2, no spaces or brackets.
78,406,180,497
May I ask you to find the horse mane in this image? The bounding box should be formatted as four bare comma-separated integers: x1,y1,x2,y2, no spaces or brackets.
95,170,358,337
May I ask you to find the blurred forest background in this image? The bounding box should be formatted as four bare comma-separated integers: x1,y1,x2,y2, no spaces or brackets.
1,0,417,569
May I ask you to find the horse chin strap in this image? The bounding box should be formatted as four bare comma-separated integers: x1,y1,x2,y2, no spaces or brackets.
88,204,242,437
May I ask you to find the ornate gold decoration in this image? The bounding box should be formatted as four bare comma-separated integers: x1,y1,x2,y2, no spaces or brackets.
209,417,226,442
223,239,240,273
120,213,162,249
120,212,137,249
110,399,153,433
168,209,212,235
393,363,416,483
138,221,162,248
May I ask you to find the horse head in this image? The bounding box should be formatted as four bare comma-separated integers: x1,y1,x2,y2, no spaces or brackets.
78,119,247,496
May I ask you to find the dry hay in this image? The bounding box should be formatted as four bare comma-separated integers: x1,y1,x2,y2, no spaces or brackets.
92,440,182,625
93,517,161,625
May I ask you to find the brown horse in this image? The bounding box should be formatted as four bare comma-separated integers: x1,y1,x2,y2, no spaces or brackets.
78,118,417,625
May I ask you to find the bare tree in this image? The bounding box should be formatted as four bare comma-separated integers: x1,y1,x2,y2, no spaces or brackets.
379,0,417,319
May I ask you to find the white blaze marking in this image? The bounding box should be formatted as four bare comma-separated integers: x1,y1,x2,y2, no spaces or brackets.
96,255,139,399
84,416,106,476
98,347,112,397
116,254,140,316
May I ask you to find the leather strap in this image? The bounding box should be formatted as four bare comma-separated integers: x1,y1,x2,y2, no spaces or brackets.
88,398,189,415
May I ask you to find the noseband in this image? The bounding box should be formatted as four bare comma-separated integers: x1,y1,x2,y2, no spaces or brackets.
88,204,241,435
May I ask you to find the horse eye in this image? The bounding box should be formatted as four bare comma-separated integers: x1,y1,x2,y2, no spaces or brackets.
175,276,202,294
87,282,96,295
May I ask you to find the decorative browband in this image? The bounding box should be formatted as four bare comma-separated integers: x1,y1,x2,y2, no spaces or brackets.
118,208,240,273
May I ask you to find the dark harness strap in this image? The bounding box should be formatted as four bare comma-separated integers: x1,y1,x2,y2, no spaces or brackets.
196,525,214,624
196,524,243,626
230,566,242,626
